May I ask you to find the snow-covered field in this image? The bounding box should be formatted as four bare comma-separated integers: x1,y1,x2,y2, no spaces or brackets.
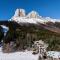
47,51,60,58
0,47,60,60
0,47,39,60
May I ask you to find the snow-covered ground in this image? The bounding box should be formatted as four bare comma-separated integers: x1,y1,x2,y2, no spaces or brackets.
0,47,60,60
47,51,60,58
0,47,39,60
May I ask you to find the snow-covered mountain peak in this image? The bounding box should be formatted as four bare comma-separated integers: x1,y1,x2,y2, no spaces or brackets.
27,11,40,18
10,9,60,24
14,8,26,17
14,9,20,17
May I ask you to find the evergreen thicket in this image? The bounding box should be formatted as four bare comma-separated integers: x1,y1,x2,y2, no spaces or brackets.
0,22,60,52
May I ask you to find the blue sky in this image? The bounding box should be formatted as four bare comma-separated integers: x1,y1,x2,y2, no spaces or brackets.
0,0,60,21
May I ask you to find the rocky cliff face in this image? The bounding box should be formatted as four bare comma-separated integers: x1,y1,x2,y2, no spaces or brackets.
13,9,26,17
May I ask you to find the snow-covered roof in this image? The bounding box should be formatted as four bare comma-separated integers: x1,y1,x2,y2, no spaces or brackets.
1,25,9,29
0,25,9,33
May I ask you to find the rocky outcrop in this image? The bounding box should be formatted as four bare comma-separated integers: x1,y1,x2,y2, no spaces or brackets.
13,9,26,17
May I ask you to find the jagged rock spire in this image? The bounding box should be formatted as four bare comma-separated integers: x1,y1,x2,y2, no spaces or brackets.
14,9,20,17
19,9,26,17
27,11,39,18
14,9,26,17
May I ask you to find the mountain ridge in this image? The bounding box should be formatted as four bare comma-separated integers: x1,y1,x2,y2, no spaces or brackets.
0,9,60,34
10,9,60,24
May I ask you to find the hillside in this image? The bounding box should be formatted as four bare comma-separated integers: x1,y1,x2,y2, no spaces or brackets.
0,21,60,52
0,9,60,52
